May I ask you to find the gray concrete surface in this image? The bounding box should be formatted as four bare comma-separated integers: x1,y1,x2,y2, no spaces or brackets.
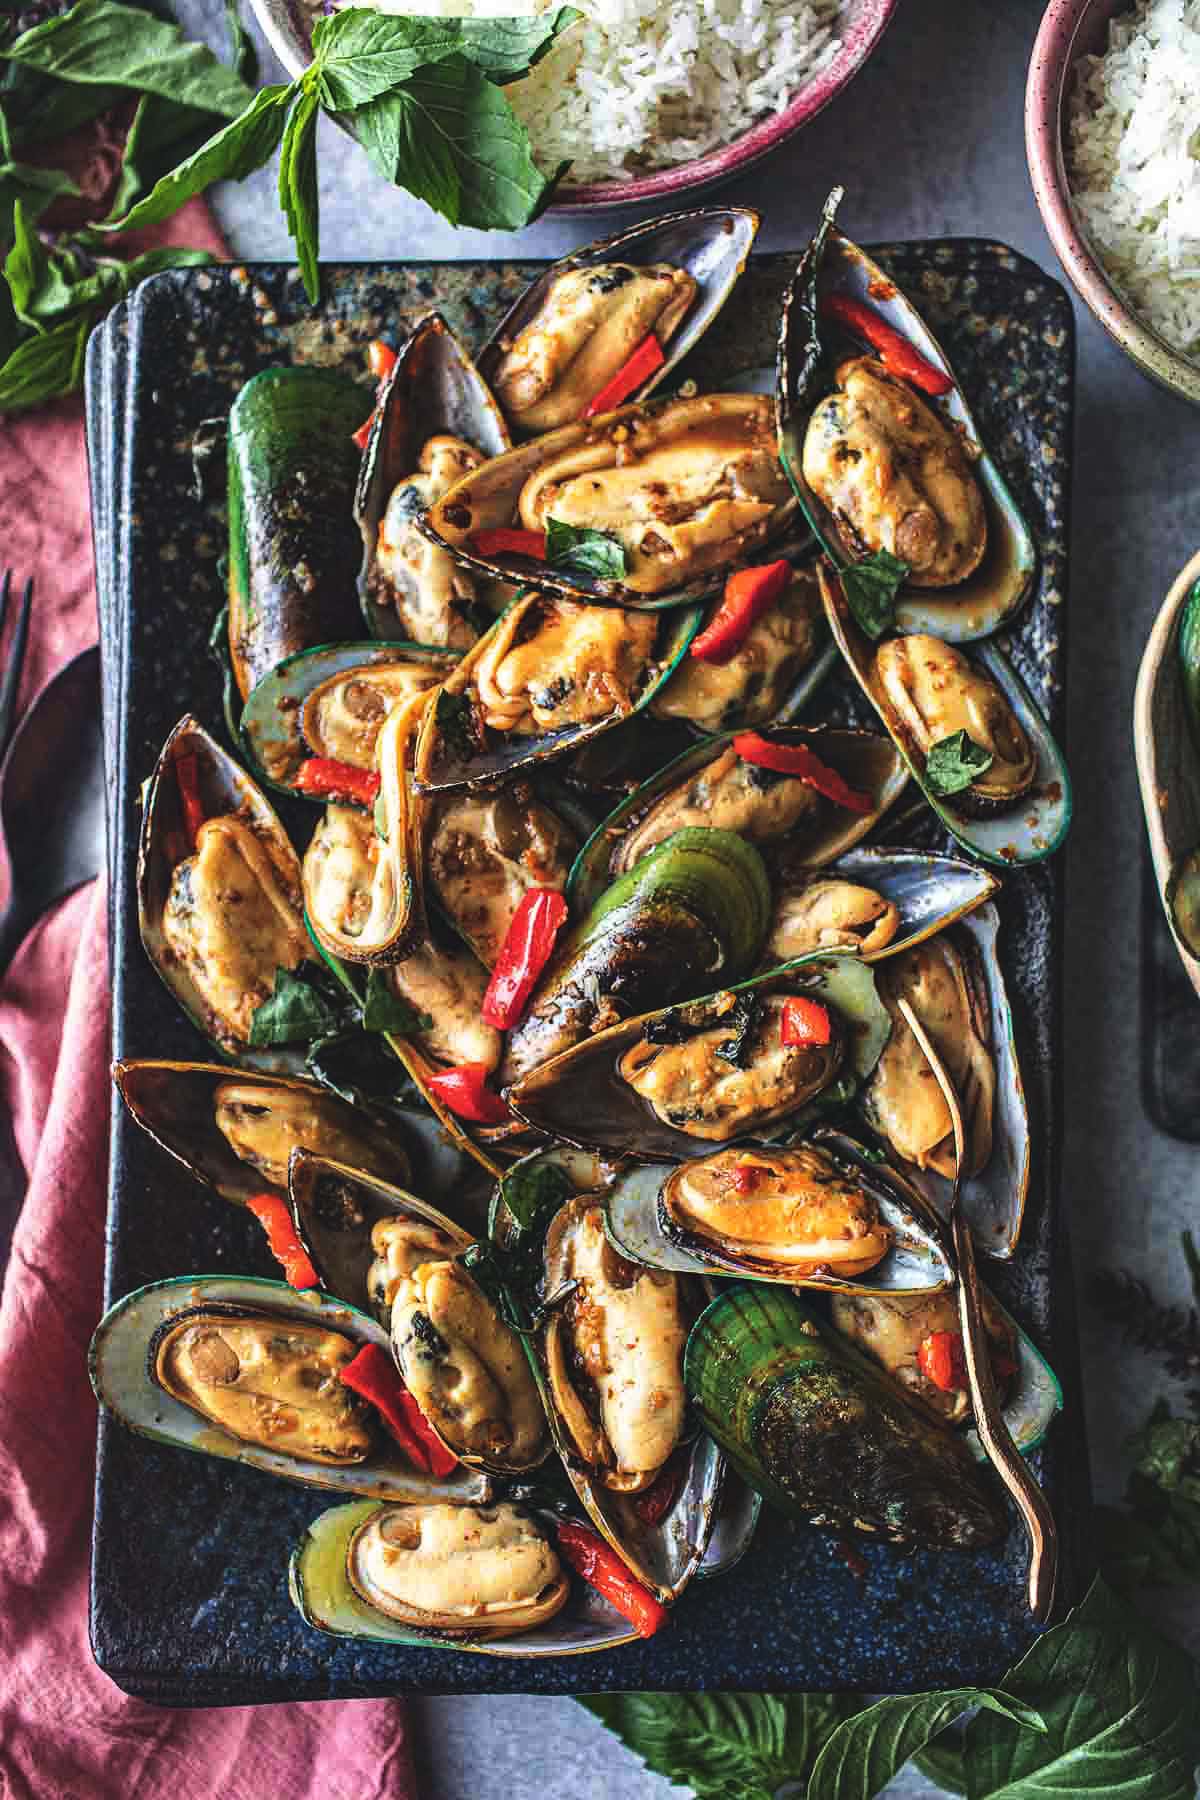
171,0,1200,1789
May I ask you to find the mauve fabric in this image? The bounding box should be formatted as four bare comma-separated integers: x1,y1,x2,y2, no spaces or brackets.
0,199,418,1800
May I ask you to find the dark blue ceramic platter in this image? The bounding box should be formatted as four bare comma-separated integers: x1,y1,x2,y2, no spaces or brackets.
85,247,1089,1703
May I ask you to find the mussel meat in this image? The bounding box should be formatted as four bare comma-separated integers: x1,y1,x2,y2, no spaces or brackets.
650,564,822,732
213,1079,406,1189
829,1288,1016,1426
765,873,900,960
473,597,659,736
370,436,490,648
610,743,824,875
366,1216,467,1320
427,784,578,968
346,1503,569,1636
301,658,446,771
386,941,500,1070
874,635,1036,810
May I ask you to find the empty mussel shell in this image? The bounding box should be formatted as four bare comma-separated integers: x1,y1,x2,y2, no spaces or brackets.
412,593,700,792
775,193,1037,643
89,1275,491,1502
289,1498,639,1655
567,723,908,915
820,567,1071,867
356,314,513,645
113,1059,413,1205
478,207,760,437
137,715,314,1072
761,845,999,966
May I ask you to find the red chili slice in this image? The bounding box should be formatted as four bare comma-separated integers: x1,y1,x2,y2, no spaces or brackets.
554,1520,669,1637
732,732,873,814
339,1343,458,1476
175,750,206,848
244,1192,319,1290
426,1063,512,1126
293,757,381,807
468,528,547,561
690,560,793,664
820,294,953,397
351,339,400,449
582,331,666,419
481,889,569,1030
780,996,832,1047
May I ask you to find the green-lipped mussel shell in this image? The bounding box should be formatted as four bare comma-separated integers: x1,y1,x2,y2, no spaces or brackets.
412,594,700,791
239,641,458,796
606,1132,952,1293
820,568,1072,867
89,1275,491,1502
356,313,513,641
683,1285,1008,1548
506,950,891,1161
567,724,908,915
417,393,796,613
1135,557,1200,993
288,1499,641,1655
113,1059,412,1206
502,827,773,1085
856,904,1030,1259
775,201,1037,644
136,715,312,1073
477,207,760,439
762,846,999,966
227,367,368,700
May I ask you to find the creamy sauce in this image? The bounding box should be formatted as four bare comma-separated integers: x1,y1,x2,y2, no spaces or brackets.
367,1217,464,1319
830,1289,1015,1424
388,942,500,1070
213,1082,403,1188
302,804,397,945
427,787,576,967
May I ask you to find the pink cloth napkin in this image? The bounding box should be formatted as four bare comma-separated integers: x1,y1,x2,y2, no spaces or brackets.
0,198,420,1800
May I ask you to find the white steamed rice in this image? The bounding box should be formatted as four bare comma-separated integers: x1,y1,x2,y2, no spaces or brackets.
331,0,851,184
1067,0,1200,359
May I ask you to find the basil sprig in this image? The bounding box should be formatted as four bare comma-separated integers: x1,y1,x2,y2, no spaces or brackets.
839,547,909,640
545,518,628,581
924,727,994,797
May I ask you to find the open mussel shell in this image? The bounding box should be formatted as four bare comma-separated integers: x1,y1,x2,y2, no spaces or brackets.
507,950,891,1161
412,594,700,792
356,314,513,642
89,1275,491,1502
857,904,1030,1259
694,1473,762,1579
239,641,457,796
113,1059,413,1206
288,1149,472,1316
978,1309,1062,1461
228,367,368,700
684,1285,1008,1549
288,1498,640,1656
478,207,760,438
137,715,311,1073
567,725,908,915
606,1132,952,1294
775,199,1037,643
764,845,999,966
820,569,1071,868
1135,554,1200,993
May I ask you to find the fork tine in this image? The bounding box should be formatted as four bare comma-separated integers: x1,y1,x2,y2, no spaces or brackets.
0,577,33,765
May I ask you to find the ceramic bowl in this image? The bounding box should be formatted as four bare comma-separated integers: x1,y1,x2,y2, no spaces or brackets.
1026,0,1200,403
250,0,897,213
1135,547,1200,996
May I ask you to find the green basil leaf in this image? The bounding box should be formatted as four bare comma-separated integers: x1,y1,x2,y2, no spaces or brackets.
0,310,89,414
434,686,482,763
305,1029,418,1112
912,1737,968,1793
278,83,320,303
248,965,342,1045
924,728,994,797
0,0,253,117
582,1693,863,1800
0,70,123,153
313,5,578,109
4,196,51,323
225,0,258,87
0,160,80,244
545,517,627,580
500,1158,571,1234
807,1689,1043,1799
362,968,432,1037
353,86,459,224
964,1576,1200,1797
839,547,908,640
102,82,292,234
98,91,230,225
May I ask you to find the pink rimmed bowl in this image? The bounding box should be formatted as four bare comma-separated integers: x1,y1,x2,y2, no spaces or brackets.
254,0,898,213
1026,0,1200,404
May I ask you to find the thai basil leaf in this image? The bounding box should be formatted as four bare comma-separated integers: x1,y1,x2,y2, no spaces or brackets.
224,0,257,88
1097,1401,1200,1590
500,1158,571,1233
0,160,79,245
924,728,994,797
435,686,482,762
100,82,292,234
97,90,235,226
459,1240,528,1334
545,518,627,581
0,0,253,117
911,1737,968,1793
839,548,908,640
806,1689,1044,1798
353,85,460,224
715,993,761,1068
0,309,89,412
362,967,431,1038
248,965,343,1045
781,182,842,432
277,83,321,303
305,1029,419,1111
312,5,579,109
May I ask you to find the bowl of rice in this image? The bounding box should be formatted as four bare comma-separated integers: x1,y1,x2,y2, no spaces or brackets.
1026,0,1200,403
260,0,897,210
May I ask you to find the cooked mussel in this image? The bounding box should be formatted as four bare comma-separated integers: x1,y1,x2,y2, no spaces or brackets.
502,828,771,1084
567,726,907,915
239,643,456,794
227,367,368,699
763,846,998,965
776,191,1036,642
137,715,314,1067
478,208,760,437
426,782,578,968
684,1285,1007,1548
355,315,512,644
873,636,1036,812
419,394,796,611
829,1287,1014,1426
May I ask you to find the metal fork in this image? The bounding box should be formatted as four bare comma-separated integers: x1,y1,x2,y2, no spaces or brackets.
0,572,33,764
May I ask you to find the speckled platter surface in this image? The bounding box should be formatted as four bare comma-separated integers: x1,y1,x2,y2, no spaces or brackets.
86,244,1088,1702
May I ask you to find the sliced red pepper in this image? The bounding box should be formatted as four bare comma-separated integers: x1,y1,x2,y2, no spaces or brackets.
175,750,207,848
427,1063,512,1126
244,1191,319,1290
582,330,666,419
732,732,873,815
293,757,381,807
338,1343,458,1476
352,339,400,449
732,1162,762,1195
554,1520,669,1638
918,1330,968,1393
820,294,953,397
780,996,832,1048
481,888,569,1030
468,528,546,562
632,1452,686,1527
689,560,793,664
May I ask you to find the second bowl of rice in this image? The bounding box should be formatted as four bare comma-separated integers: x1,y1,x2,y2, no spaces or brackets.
257,0,897,210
